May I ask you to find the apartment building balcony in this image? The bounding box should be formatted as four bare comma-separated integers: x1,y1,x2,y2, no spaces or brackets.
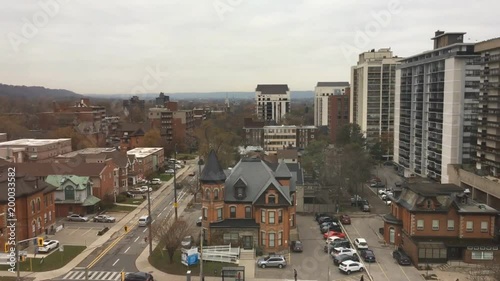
429,68,445,73
429,97,444,102
479,95,500,104
478,120,500,129
415,131,422,138
428,126,442,133
476,144,500,156
429,87,445,93
482,54,500,64
428,134,442,143
480,83,500,90
427,164,442,174
479,133,500,142
429,107,443,113
427,153,442,164
481,68,500,77
415,123,422,129
473,155,500,169
428,145,442,154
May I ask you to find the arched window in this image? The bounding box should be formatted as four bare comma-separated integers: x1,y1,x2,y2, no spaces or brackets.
37,218,41,230
205,189,211,201
31,221,36,235
389,227,395,244
65,186,75,201
36,198,41,211
31,200,35,214
214,189,219,200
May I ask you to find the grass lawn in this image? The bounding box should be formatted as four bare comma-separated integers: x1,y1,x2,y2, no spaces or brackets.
177,153,197,160
149,246,234,277
0,246,86,272
1,277,34,281
109,205,137,212
158,174,173,182
122,197,145,205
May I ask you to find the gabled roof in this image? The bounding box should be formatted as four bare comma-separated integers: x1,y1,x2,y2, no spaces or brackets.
255,84,289,94
224,158,291,204
0,165,58,202
45,175,91,191
277,149,298,160
275,160,292,178
200,150,226,182
15,162,106,177
104,151,129,168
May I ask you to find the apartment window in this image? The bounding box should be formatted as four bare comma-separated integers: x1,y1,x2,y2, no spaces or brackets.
31,200,35,214
261,210,266,223
202,208,207,220
417,220,424,230
230,206,236,218
48,211,52,222
466,221,474,232
269,233,275,247
245,206,251,219
278,231,283,246
432,220,439,231
269,211,275,224
214,189,219,200
471,251,494,260
65,186,75,201
290,214,295,227
44,213,47,224
481,221,488,233
36,198,41,212
217,208,223,221
278,210,283,223
261,231,266,246
447,220,455,231
205,189,211,201
44,195,48,208
268,195,276,204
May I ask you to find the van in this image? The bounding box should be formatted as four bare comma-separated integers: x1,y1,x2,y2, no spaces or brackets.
138,216,151,227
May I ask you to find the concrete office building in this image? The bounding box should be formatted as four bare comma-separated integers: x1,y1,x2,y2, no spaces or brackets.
255,84,290,124
314,82,350,127
394,31,481,183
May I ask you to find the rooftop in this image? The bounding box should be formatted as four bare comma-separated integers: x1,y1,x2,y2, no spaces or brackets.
58,148,118,158
0,138,71,146
316,82,350,87
127,147,163,158
256,84,289,94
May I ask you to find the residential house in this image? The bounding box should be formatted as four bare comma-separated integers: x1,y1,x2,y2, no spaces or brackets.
201,150,297,252
0,163,57,245
277,149,299,164
383,183,500,265
119,123,150,151
45,175,100,217
127,147,164,179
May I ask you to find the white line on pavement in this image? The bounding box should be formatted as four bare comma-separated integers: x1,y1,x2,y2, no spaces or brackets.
134,236,140,243
143,228,147,233
163,206,167,211
82,228,93,236
124,247,130,254
157,212,162,217
112,259,120,266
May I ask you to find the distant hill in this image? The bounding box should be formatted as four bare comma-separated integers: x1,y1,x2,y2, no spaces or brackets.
0,83,82,99
86,91,314,100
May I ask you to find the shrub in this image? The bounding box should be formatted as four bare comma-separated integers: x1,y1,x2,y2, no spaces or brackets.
116,194,126,203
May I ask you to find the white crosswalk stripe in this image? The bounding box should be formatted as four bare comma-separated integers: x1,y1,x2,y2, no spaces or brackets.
59,271,130,280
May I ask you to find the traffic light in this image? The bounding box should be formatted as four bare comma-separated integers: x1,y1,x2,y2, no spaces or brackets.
37,237,44,247
4,243,9,253
124,226,128,232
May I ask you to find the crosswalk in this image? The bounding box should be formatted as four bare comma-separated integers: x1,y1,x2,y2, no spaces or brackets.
59,271,130,280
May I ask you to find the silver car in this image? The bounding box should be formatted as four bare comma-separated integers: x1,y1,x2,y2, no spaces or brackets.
256,255,287,269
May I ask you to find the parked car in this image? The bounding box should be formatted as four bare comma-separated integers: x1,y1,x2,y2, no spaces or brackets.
324,239,351,254
318,216,334,224
393,249,412,265
331,247,356,257
38,240,59,253
256,255,287,268
360,201,370,212
151,178,161,185
338,260,365,275
323,231,345,239
67,214,89,222
315,213,329,221
175,164,182,169
360,249,376,262
188,171,196,176
350,195,363,206
354,238,369,249
181,235,194,249
93,215,116,223
124,191,134,198
383,199,392,206
339,214,351,225
321,222,342,233
124,272,155,281
196,216,202,227
326,236,343,244
290,241,303,253
333,254,359,265
165,169,175,174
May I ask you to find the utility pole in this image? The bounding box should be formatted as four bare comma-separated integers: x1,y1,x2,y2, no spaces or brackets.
199,228,204,281
147,185,153,256
13,218,19,281
173,143,178,221
197,157,203,202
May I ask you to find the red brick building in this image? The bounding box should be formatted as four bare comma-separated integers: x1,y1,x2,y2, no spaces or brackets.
201,151,297,252
383,183,500,266
119,123,150,151
328,87,350,143
0,163,57,245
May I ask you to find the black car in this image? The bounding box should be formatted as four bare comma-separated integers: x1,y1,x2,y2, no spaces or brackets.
290,241,303,252
124,272,154,281
333,254,360,265
360,249,376,262
318,216,334,224
393,249,412,265
321,222,341,233
315,213,329,221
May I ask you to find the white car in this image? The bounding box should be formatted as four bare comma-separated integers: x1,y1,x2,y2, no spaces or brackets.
165,169,175,174
151,178,161,185
354,238,369,249
38,240,59,253
384,200,392,206
338,260,365,275
67,214,89,222
326,236,343,244
331,247,356,257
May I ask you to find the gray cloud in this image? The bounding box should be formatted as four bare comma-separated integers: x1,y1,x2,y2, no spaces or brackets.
1,0,499,94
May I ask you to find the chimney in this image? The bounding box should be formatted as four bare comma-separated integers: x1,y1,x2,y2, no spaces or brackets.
435,30,445,37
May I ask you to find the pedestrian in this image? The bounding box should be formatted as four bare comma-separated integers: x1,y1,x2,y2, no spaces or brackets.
294,268,297,281
144,236,148,243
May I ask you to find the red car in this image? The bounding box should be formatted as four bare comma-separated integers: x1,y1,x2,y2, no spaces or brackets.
323,231,346,239
340,214,351,225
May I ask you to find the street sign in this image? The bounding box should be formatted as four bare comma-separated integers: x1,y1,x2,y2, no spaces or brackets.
173,202,178,208
59,245,64,252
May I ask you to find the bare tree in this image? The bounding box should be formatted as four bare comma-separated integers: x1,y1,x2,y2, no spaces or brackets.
151,219,190,264
181,177,200,203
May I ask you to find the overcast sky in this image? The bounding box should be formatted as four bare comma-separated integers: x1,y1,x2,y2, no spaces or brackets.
1,0,499,95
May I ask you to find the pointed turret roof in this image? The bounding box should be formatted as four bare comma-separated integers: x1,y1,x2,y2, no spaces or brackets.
200,150,226,182
275,160,292,178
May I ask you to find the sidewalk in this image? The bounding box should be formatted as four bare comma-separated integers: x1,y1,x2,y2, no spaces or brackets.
0,166,191,281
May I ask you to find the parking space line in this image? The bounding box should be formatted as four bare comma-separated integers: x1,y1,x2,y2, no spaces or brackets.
134,236,140,243
163,206,167,211
82,228,93,236
398,265,412,281
112,258,119,266
124,247,130,254
157,212,162,217
143,228,147,233
69,228,79,235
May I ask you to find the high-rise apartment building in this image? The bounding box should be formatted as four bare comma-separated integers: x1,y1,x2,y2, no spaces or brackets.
394,31,480,183
255,84,290,124
474,38,500,176
350,48,400,142
314,82,350,126
328,87,350,143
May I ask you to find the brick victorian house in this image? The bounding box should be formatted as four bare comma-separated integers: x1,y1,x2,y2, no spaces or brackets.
201,150,297,252
383,183,500,265
0,163,57,246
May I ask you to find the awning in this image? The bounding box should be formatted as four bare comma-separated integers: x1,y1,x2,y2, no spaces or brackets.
82,195,101,206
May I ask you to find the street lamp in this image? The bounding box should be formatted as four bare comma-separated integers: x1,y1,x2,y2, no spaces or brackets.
173,143,178,221
147,183,153,256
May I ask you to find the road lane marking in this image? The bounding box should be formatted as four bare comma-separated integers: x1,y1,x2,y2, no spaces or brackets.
134,236,140,243
143,228,147,233
124,247,130,254
152,219,156,223
398,264,412,281
157,212,162,217
163,206,168,211
112,259,120,266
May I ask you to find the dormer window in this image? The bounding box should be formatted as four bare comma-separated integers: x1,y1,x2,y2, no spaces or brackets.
426,200,432,209
236,187,245,199
268,195,276,204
